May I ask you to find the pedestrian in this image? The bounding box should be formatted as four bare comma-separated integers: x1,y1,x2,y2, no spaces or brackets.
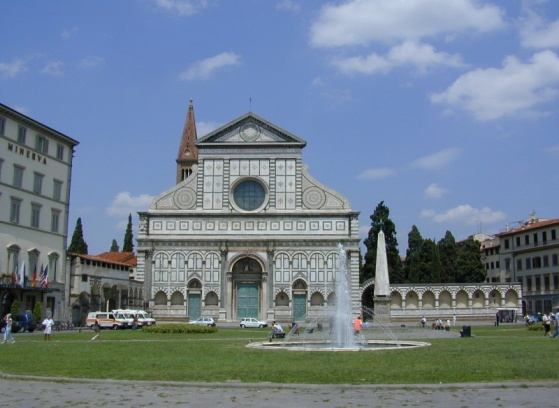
553,311,559,338
90,317,101,341
420,316,426,328
2,313,15,344
543,313,551,337
352,315,363,335
42,315,54,341
495,312,500,327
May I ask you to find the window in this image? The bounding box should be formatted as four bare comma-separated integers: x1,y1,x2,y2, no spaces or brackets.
82,274,88,282
535,276,541,291
552,254,558,266
7,245,20,277
51,209,60,233
17,126,27,145
554,274,558,290
533,233,538,245
525,235,529,245
544,276,550,291
533,256,541,268
233,179,266,211
56,143,65,160
552,229,557,240
0,158,3,181
0,116,5,135
543,231,547,243
505,258,511,272
526,258,531,270
516,236,521,247
35,135,49,154
504,239,509,249
53,179,63,201
490,262,494,269
543,255,549,268
49,253,59,282
10,197,22,224
13,165,24,188
31,203,41,228
526,277,532,292
28,250,40,286
496,261,500,269
516,259,522,271
33,172,44,195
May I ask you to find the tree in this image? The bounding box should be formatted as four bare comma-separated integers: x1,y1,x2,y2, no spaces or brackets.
68,217,88,254
438,231,458,283
32,301,42,322
110,239,119,252
456,237,485,283
404,225,423,283
122,214,134,252
417,239,442,283
362,201,403,284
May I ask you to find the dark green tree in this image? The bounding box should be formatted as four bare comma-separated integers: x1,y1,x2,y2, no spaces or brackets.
122,214,134,252
110,239,120,252
438,231,458,282
417,239,442,283
68,217,88,254
362,201,403,284
456,237,485,283
404,225,423,283
32,301,42,322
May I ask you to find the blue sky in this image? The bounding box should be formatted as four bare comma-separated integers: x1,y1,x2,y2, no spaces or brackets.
1,0,558,254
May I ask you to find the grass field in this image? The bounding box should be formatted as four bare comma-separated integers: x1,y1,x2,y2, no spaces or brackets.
0,325,556,384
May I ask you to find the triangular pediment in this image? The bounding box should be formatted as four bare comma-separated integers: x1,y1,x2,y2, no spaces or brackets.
197,112,306,147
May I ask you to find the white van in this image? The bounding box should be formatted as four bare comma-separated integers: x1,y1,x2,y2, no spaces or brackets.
86,312,129,329
113,309,156,327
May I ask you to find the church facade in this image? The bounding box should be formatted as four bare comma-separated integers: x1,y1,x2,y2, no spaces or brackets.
137,103,360,323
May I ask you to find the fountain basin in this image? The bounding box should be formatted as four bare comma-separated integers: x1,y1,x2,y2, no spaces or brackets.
247,339,430,352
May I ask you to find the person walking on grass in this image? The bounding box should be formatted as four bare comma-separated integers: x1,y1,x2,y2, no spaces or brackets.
90,317,101,341
2,314,15,344
42,315,54,341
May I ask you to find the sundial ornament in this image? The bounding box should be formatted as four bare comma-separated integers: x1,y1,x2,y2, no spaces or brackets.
240,122,261,142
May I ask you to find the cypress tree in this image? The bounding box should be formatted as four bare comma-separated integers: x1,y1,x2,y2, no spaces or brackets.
122,214,134,252
110,239,119,252
438,231,458,282
362,201,403,284
418,239,442,283
456,237,486,283
68,217,88,254
404,225,423,283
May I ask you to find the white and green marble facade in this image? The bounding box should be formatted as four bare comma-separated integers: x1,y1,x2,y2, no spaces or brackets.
137,113,360,323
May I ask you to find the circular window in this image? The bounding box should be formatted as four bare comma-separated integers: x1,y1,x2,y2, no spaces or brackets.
233,179,266,211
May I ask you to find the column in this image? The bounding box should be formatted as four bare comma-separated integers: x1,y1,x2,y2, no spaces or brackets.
143,250,153,310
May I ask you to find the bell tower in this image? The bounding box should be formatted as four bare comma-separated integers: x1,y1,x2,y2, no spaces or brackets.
176,100,199,183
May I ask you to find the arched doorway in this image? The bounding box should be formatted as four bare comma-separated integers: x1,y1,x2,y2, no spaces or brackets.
232,257,263,320
292,279,307,321
187,279,202,320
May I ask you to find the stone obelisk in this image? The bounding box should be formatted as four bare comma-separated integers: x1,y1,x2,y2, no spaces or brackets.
373,230,391,323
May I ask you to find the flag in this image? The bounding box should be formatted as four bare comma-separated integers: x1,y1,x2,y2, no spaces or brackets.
17,262,25,287
40,264,49,288
31,264,38,288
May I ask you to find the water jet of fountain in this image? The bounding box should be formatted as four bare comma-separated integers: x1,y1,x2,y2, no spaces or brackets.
333,243,355,348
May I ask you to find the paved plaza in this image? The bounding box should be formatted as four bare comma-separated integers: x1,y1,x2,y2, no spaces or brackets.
0,374,555,408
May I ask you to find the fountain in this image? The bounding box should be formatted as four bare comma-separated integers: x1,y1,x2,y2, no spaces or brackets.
247,238,431,351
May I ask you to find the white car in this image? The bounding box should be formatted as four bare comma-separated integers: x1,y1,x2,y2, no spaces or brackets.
190,317,216,327
239,317,268,328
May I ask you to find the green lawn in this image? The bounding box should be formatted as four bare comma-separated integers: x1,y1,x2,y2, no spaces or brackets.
0,325,556,384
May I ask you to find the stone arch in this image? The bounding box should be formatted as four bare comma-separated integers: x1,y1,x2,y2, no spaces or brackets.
230,255,265,274
489,289,502,307
275,291,289,306
187,278,202,289
456,290,468,308
205,291,219,306
439,290,452,309
170,291,184,306
405,290,419,309
472,289,485,308
292,278,308,290
310,291,324,306
422,291,435,309
154,291,167,306
327,292,336,306
391,291,402,309
505,289,519,307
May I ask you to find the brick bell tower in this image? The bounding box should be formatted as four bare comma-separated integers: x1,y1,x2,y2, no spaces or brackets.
176,99,199,184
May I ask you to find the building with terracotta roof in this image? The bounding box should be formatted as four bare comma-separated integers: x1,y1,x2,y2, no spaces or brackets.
67,251,143,324
0,103,78,320
137,102,360,322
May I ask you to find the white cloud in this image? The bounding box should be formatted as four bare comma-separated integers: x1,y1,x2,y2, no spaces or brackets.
79,56,105,69
106,192,154,217
197,121,220,137
431,51,559,121
179,52,241,81
0,59,26,78
61,27,78,39
334,40,463,75
357,167,396,180
424,183,448,199
41,61,64,77
421,204,506,225
520,7,559,49
276,0,300,12
310,0,505,48
152,0,207,16
412,148,460,170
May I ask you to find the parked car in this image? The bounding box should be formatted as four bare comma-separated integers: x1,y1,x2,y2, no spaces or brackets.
11,312,37,333
239,317,267,328
190,317,216,327
85,312,128,330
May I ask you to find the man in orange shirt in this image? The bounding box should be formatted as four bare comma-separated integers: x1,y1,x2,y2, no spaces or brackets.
353,315,363,335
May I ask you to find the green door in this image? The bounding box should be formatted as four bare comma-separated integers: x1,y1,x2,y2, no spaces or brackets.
293,294,307,321
237,283,259,319
188,293,201,320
